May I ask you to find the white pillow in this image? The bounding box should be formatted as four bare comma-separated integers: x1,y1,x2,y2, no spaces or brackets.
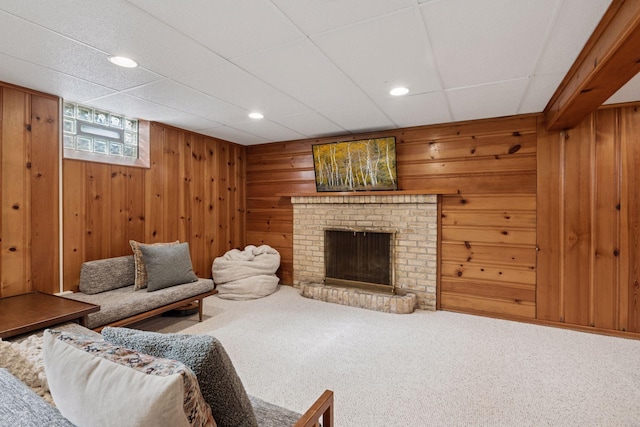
43,330,215,427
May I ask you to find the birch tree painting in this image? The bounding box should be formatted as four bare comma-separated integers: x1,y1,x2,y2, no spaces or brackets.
312,137,397,192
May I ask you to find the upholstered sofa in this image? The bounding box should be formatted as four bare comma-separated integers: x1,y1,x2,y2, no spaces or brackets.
62,244,217,331
0,323,333,427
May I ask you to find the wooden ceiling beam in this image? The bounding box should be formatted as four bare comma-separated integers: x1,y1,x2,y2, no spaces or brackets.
544,0,640,131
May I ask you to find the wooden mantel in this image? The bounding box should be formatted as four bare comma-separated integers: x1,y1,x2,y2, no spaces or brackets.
276,189,459,197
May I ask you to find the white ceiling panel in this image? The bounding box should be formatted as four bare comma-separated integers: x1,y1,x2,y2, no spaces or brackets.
126,0,303,59
0,10,160,91
83,93,193,123
273,0,414,35
377,91,452,128
313,8,441,99
421,0,559,89
124,80,248,124
230,119,307,142
198,126,271,146
534,0,611,75
605,72,640,105
233,40,372,110
175,62,311,119
319,103,395,133
0,0,225,78
446,78,530,122
160,114,223,132
518,73,564,114
0,1,629,145
0,52,115,102
274,112,346,137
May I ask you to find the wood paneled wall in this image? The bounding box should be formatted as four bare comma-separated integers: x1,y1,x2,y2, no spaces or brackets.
537,106,640,333
246,116,538,316
63,123,246,291
0,84,60,297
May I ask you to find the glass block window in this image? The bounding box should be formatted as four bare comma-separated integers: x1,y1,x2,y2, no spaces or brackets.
62,101,149,168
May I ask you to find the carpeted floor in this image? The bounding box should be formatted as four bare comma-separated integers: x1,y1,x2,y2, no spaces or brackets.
132,286,640,426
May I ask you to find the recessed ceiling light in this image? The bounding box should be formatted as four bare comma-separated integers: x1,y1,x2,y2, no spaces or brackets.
249,112,264,119
108,56,138,68
390,87,409,96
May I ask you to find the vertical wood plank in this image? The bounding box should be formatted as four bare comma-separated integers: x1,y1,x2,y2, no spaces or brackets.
29,95,59,294
145,124,164,242
126,166,145,245
562,115,594,326
62,160,86,291
620,106,640,332
85,162,111,261
536,117,562,321
203,138,216,274
163,128,180,241
1,88,30,297
593,109,619,329
179,132,192,245
190,134,206,277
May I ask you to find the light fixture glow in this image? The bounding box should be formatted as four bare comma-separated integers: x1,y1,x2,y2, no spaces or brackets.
390,87,409,96
249,112,264,119
108,56,138,68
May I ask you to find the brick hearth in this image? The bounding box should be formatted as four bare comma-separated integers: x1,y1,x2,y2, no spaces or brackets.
291,194,437,311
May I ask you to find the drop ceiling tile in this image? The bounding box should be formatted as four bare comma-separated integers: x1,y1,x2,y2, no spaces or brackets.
230,119,306,142
175,62,311,119
535,0,611,75
0,52,115,102
377,91,452,128
518,73,564,114
274,112,346,137
318,103,395,133
313,8,441,99
605,72,640,105
446,78,529,122
126,0,303,59
0,0,225,78
83,93,187,122
0,11,160,90
198,126,271,145
160,114,222,132
233,40,371,110
421,0,558,89
124,80,248,124
273,0,414,35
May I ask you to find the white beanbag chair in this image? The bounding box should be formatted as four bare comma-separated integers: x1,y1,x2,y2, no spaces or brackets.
212,245,280,300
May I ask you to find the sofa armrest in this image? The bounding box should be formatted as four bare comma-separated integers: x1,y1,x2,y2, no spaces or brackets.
294,390,334,427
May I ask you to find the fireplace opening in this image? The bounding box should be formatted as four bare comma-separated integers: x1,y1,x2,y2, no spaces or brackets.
324,229,395,294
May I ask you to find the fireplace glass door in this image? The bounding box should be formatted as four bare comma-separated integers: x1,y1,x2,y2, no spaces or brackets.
324,229,393,293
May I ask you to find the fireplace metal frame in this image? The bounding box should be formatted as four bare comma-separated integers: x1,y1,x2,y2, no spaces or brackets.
323,227,397,295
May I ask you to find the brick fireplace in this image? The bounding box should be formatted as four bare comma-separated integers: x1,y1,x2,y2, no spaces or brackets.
291,194,438,312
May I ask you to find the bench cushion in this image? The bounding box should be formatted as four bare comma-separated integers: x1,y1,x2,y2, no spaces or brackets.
63,279,214,329
79,255,135,294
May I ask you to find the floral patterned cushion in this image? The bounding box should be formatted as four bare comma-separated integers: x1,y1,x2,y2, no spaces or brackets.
129,240,179,290
43,329,215,427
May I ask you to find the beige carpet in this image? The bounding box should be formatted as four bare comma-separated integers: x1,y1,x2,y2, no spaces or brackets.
132,286,640,426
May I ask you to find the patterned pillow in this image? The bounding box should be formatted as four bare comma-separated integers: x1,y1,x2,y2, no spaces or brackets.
102,327,258,427
43,329,215,427
130,240,179,290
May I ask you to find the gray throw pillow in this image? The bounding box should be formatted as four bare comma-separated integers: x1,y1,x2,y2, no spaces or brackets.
101,327,258,427
138,242,198,292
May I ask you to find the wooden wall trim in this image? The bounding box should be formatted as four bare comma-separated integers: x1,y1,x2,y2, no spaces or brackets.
544,0,640,131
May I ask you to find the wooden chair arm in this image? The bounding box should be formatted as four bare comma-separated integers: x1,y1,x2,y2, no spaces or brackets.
293,390,334,427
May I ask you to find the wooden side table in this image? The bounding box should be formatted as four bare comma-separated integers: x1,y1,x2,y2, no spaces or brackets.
0,292,100,339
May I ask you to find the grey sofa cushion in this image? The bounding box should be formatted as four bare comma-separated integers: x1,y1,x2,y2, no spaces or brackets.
0,368,74,427
102,327,258,427
249,396,302,427
63,278,214,329
138,242,198,292
79,255,135,294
